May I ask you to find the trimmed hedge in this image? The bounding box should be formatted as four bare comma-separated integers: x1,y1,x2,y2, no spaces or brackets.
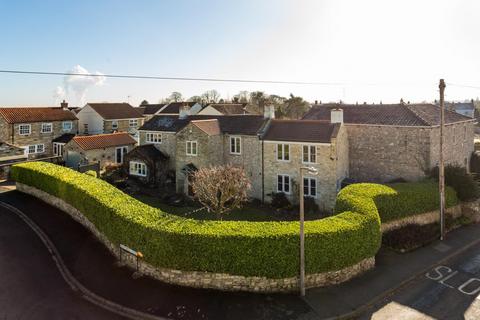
335,182,458,223
12,162,382,278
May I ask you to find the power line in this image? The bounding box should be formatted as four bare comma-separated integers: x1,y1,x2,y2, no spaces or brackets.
0,69,346,86
447,82,480,90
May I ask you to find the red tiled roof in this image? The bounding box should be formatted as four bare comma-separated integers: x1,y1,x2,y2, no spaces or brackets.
303,103,473,126
262,120,338,143
72,132,136,150
191,119,221,135
0,107,78,124
86,103,143,120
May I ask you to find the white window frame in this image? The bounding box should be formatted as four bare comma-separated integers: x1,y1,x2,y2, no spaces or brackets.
19,124,31,135
112,120,118,130
26,144,45,155
129,161,147,177
230,136,241,155
277,174,291,194
276,143,290,161
302,145,317,164
41,123,53,134
129,119,138,128
62,121,73,132
303,177,317,198
186,141,198,156
146,132,162,144
53,142,65,156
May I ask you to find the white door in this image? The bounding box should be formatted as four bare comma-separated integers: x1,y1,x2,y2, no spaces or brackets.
115,146,128,164
53,143,65,157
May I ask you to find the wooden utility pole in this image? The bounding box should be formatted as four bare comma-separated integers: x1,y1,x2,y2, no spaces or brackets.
439,79,446,241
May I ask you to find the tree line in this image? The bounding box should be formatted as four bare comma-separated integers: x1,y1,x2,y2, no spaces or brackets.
140,90,311,119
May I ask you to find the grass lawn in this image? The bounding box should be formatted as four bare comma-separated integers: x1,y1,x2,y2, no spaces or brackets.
133,194,324,221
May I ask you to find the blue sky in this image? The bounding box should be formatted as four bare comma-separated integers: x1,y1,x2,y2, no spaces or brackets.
1,0,480,106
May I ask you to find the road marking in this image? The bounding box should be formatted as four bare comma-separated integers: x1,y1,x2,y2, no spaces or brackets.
426,265,480,297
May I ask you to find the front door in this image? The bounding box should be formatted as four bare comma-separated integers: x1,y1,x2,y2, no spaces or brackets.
53,143,64,157
115,146,128,164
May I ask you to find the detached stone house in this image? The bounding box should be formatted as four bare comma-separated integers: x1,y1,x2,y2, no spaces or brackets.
0,106,78,159
64,132,136,169
76,103,144,136
303,103,476,182
197,103,250,115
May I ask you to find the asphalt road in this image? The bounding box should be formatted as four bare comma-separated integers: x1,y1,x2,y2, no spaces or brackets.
0,199,125,320
361,242,480,320
0,190,317,320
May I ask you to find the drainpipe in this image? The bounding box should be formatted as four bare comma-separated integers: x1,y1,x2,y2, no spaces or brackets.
261,139,265,203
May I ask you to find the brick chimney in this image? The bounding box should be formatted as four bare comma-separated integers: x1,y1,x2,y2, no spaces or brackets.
60,100,68,110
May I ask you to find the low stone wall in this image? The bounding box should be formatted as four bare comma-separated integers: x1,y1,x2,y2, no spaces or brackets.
381,205,463,233
16,183,375,293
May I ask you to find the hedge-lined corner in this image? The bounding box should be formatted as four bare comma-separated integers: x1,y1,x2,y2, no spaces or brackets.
11,162,382,279
335,182,458,223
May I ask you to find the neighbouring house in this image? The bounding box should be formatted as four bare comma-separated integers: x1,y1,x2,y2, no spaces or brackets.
76,103,144,136
134,103,167,121
124,144,169,186
64,132,136,169
303,103,476,182
156,102,203,116
0,105,78,159
197,103,249,115
444,100,476,118
0,142,27,179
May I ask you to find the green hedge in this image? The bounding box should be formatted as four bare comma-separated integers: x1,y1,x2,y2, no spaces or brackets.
335,182,458,223
11,162,383,278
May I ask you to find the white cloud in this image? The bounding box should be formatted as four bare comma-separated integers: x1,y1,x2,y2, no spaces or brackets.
55,65,106,106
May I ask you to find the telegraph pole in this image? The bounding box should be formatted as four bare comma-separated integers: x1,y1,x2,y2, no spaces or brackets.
439,79,446,241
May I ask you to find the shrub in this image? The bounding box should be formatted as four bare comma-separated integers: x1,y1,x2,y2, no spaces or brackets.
84,170,97,178
470,152,480,174
270,192,291,209
304,196,319,214
430,164,479,201
335,182,458,223
11,162,382,278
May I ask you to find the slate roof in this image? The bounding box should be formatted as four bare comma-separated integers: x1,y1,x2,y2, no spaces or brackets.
0,107,78,124
262,120,338,143
137,104,167,115
205,103,249,115
158,102,197,114
52,133,75,144
72,132,136,150
303,103,473,126
191,119,221,136
140,115,267,135
86,103,143,120
127,144,168,161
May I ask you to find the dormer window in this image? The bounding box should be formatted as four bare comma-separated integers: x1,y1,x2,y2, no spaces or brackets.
19,124,31,135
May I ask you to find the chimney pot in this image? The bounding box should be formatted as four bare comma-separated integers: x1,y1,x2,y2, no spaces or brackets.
315,100,318,105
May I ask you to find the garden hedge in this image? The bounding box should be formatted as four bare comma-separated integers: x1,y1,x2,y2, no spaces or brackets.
335,182,458,223
11,162,453,279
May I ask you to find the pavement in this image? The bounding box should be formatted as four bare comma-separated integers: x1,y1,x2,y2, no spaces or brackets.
1,188,480,319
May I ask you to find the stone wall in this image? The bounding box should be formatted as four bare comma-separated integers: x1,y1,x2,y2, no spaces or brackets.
139,131,177,170
429,122,475,171
17,182,375,293
381,204,463,232
104,119,144,134
345,125,432,182
64,141,136,169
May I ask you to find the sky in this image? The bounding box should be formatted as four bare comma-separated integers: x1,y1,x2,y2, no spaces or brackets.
1,0,480,107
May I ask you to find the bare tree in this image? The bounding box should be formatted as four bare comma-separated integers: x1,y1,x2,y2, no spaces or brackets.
233,91,250,103
189,95,203,103
168,92,183,102
201,90,221,103
191,165,251,219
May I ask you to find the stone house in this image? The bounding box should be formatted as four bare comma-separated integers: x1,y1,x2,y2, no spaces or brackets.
0,106,78,159
303,103,476,182
76,103,144,136
260,117,349,211
197,103,250,115
444,100,476,118
123,144,169,186
64,132,136,169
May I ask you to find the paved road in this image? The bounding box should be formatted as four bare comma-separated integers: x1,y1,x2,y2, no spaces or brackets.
0,200,125,320
361,242,480,320
0,190,317,320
